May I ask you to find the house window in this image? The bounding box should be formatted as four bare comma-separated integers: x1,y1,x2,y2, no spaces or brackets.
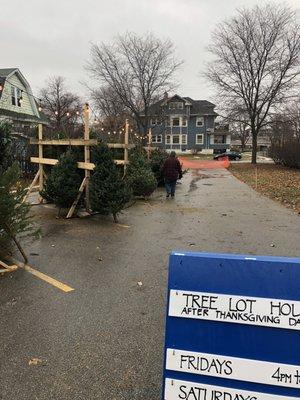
171,117,180,127
166,135,171,144
196,134,204,145
214,135,226,144
11,86,22,107
181,134,187,145
182,116,187,127
172,135,180,144
150,117,162,126
152,135,162,143
196,117,204,127
169,102,184,110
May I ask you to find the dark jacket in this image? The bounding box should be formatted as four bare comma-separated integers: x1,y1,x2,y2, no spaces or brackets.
163,157,182,181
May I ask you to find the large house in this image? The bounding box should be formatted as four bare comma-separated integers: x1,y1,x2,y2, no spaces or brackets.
146,94,230,153
0,68,47,131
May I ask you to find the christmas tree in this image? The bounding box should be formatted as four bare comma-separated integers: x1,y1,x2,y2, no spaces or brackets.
40,151,82,211
0,122,13,173
0,163,36,262
126,148,157,197
90,143,131,223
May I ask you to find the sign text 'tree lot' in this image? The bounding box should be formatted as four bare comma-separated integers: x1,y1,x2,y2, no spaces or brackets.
169,290,300,330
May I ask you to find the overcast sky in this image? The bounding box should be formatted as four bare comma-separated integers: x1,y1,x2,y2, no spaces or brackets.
1,0,299,103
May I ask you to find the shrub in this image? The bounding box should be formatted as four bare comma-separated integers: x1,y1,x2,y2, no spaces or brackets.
90,143,131,223
270,140,300,169
40,151,82,209
126,148,157,197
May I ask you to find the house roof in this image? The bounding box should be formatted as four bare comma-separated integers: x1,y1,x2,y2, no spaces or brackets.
0,108,49,125
148,95,217,116
0,68,18,77
0,77,5,100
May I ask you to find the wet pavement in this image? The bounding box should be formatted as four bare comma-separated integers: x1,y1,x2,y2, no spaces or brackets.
0,168,299,400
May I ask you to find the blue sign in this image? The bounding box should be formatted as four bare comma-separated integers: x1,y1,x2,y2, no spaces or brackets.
163,251,300,399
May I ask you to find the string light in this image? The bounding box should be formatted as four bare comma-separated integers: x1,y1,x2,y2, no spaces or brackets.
55,111,58,116
66,112,70,117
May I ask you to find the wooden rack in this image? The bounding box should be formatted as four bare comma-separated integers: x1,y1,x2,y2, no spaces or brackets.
25,103,132,218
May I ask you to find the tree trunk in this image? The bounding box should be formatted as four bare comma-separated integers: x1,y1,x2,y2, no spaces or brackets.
3,222,28,263
113,213,118,223
251,129,258,164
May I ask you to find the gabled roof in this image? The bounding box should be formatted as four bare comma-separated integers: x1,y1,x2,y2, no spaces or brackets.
0,68,18,77
0,68,40,119
148,95,217,116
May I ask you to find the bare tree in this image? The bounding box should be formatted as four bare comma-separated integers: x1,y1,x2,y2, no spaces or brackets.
40,76,81,136
205,3,300,163
87,32,182,134
91,85,131,133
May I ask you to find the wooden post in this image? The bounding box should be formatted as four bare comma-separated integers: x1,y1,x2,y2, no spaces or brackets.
38,124,44,203
255,165,258,190
83,103,91,211
147,128,152,159
124,119,129,172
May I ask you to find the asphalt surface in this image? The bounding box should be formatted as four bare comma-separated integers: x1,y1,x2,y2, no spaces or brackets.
0,168,299,400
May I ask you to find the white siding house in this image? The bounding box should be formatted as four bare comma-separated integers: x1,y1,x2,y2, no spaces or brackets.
0,68,47,129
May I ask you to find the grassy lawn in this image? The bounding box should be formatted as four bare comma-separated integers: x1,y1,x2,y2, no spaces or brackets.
229,163,300,213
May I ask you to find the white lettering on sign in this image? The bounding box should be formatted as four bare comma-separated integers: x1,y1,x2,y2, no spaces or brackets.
164,378,296,400
168,290,300,330
166,349,300,389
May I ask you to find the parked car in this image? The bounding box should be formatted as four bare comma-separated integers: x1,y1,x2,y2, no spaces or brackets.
213,151,242,161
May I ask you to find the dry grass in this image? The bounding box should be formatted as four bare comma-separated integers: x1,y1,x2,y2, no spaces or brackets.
229,163,300,213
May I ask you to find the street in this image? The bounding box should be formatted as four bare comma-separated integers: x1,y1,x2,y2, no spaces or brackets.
1,168,299,400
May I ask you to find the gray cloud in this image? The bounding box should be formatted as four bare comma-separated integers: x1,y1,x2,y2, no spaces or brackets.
1,0,299,102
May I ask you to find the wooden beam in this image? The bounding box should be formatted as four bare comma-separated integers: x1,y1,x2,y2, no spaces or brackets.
23,170,40,203
66,177,87,219
29,139,133,148
124,119,129,172
30,139,98,146
31,158,127,169
38,124,44,203
0,260,18,273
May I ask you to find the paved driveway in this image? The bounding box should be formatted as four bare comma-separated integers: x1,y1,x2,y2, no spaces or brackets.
0,169,299,400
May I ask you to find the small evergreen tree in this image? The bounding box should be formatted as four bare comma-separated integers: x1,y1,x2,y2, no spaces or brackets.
90,144,131,223
40,151,82,211
0,163,36,262
149,149,168,185
126,148,157,197
0,121,13,173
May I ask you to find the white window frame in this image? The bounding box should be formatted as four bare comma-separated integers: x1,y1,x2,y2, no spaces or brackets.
171,117,180,127
166,134,171,144
169,102,184,110
196,117,204,127
152,135,162,143
150,118,156,126
181,134,187,145
172,134,180,144
182,116,188,127
11,86,22,107
196,134,204,145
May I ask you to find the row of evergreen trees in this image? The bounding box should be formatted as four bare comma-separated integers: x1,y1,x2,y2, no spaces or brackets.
41,144,168,222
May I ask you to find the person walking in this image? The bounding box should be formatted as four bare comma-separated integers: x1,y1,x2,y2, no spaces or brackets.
163,151,182,198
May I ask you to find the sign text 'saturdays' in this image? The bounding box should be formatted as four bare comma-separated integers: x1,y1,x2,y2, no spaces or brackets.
164,378,295,400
